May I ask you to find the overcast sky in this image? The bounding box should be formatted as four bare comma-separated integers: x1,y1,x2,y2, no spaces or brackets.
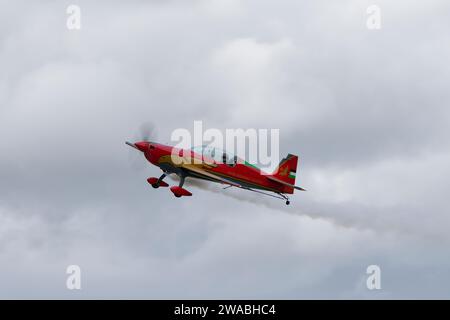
1,0,450,298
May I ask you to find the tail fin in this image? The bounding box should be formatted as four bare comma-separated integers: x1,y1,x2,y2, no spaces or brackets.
271,154,298,185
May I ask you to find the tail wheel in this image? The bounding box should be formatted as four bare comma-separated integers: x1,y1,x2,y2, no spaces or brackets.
285,200,290,205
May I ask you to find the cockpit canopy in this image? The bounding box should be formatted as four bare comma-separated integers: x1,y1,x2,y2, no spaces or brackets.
191,145,239,167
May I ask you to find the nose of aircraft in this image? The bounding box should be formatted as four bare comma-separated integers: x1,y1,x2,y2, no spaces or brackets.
134,141,150,152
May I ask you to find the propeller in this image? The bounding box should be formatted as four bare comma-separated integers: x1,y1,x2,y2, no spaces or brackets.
127,122,157,171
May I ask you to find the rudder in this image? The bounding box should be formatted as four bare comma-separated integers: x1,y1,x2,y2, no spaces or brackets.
271,154,298,185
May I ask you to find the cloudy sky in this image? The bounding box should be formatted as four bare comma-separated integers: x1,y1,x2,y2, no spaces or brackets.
1,0,450,298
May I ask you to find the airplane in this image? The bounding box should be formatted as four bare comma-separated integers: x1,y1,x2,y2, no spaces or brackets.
125,141,305,205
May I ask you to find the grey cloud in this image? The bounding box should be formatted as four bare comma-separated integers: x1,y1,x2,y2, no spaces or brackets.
1,0,450,298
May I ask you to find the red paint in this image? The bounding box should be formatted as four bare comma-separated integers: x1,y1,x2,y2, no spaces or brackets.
170,186,193,197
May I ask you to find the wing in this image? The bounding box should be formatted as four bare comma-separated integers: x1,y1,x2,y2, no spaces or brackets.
180,163,243,188
266,176,306,191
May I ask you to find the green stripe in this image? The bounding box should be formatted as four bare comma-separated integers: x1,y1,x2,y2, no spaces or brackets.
244,161,260,170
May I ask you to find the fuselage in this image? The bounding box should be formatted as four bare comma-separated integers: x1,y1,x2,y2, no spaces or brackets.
141,142,293,194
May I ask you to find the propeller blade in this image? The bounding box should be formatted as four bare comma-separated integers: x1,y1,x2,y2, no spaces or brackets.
140,122,156,141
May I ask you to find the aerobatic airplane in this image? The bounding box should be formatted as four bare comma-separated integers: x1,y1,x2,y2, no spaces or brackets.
126,141,305,205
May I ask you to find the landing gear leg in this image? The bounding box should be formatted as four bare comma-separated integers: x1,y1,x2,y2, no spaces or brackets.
156,173,166,185
278,193,290,205
178,174,185,188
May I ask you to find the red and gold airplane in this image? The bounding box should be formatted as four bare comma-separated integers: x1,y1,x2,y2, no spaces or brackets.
126,141,305,205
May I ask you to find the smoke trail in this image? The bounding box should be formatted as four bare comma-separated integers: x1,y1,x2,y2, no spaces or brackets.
168,175,430,237
168,175,316,218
